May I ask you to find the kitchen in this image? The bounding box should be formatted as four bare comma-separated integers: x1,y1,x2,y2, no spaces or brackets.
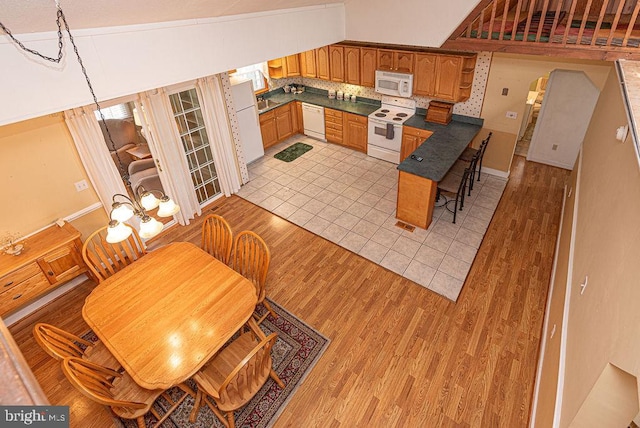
229,41,501,301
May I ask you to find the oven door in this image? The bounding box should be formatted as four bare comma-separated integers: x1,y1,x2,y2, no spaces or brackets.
368,118,403,151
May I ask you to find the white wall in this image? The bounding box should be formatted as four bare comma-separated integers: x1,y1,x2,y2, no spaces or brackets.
528,70,599,169
344,0,477,47
0,5,345,126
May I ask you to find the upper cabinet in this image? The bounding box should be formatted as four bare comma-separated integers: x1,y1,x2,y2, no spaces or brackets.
344,47,361,85
413,53,437,97
267,54,300,79
377,49,414,73
316,46,330,81
329,45,345,82
268,42,476,103
360,48,377,88
300,50,317,78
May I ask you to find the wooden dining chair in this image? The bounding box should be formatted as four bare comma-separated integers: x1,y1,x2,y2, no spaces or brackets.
231,231,277,324
33,322,120,370
82,225,146,282
189,331,284,427
61,357,192,428
201,214,233,265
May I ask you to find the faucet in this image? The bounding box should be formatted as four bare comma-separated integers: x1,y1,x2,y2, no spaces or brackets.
257,96,264,102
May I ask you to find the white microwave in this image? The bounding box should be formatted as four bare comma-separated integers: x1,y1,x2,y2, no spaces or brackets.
375,70,413,98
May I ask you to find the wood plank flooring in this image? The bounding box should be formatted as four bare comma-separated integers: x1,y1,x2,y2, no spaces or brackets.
8,156,568,427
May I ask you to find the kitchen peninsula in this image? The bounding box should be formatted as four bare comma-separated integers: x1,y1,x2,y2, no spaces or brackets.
396,115,483,229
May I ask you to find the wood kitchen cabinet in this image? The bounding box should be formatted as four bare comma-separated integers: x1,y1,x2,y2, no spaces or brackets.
344,113,368,153
377,49,414,73
360,48,377,88
0,222,87,317
275,103,293,141
344,47,361,85
413,53,438,97
259,110,278,149
433,55,476,102
329,45,345,82
294,101,303,133
325,108,344,145
316,46,330,80
267,54,300,79
401,126,433,161
300,49,317,78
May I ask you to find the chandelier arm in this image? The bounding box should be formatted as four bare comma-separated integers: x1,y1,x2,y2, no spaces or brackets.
0,6,129,181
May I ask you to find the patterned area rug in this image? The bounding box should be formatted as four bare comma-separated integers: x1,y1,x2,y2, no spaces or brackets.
274,142,313,162
107,300,329,427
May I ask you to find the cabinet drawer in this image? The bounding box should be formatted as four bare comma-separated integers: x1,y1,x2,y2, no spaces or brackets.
326,121,343,131
348,114,367,124
0,271,50,316
325,109,343,119
0,263,41,292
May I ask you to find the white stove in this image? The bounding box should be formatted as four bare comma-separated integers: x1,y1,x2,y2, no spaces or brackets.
367,96,417,164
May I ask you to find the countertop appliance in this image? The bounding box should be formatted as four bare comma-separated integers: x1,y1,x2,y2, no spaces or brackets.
231,79,264,164
367,96,417,164
302,102,325,140
375,70,414,98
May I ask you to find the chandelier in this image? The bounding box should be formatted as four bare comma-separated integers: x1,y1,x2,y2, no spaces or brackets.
107,187,180,243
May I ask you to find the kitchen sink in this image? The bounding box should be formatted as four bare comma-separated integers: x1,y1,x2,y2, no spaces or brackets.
257,99,279,111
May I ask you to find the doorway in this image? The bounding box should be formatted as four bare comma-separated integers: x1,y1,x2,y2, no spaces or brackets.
515,75,548,157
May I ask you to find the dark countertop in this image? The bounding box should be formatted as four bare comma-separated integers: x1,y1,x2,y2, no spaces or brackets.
261,90,380,117
398,114,484,182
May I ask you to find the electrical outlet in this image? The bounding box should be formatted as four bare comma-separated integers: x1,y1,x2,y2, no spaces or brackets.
506,111,518,119
552,144,558,150
74,180,89,192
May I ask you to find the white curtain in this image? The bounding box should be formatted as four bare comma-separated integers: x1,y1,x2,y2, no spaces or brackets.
64,106,128,216
139,89,201,224
195,75,242,196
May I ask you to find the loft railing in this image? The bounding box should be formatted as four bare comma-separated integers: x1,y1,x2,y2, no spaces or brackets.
443,0,640,60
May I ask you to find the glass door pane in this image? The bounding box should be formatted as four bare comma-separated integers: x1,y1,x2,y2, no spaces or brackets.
169,89,221,204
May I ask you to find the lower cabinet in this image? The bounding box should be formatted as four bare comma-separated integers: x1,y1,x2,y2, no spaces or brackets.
401,126,433,161
325,108,344,144
0,222,87,317
259,111,278,149
260,103,296,149
344,113,368,153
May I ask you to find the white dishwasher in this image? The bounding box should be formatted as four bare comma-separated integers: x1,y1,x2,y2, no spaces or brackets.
302,103,325,141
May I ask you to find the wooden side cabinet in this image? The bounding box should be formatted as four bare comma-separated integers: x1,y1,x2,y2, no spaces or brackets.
0,222,87,317
401,126,433,161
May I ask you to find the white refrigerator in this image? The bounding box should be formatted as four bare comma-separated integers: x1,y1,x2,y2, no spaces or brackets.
231,80,264,164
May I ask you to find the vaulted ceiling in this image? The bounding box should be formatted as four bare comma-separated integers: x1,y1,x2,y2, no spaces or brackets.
0,0,344,34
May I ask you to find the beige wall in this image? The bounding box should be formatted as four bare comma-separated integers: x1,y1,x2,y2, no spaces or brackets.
480,54,613,174
0,114,107,239
548,64,640,426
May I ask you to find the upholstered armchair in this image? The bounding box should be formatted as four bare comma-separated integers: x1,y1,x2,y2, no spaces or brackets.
128,158,163,196
99,119,146,171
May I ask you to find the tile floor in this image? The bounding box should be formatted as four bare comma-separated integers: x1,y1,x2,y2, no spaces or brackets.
237,135,507,301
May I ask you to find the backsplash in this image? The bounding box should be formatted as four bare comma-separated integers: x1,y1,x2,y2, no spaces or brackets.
271,51,491,118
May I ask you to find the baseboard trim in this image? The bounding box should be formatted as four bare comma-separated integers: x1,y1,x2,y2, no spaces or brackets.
481,166,510,179
3,275,88,326
526,155,573,170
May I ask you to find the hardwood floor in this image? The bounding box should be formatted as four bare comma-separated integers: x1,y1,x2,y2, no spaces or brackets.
8,155,568,427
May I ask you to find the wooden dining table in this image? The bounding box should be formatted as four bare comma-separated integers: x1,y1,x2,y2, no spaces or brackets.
82,241,258,390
